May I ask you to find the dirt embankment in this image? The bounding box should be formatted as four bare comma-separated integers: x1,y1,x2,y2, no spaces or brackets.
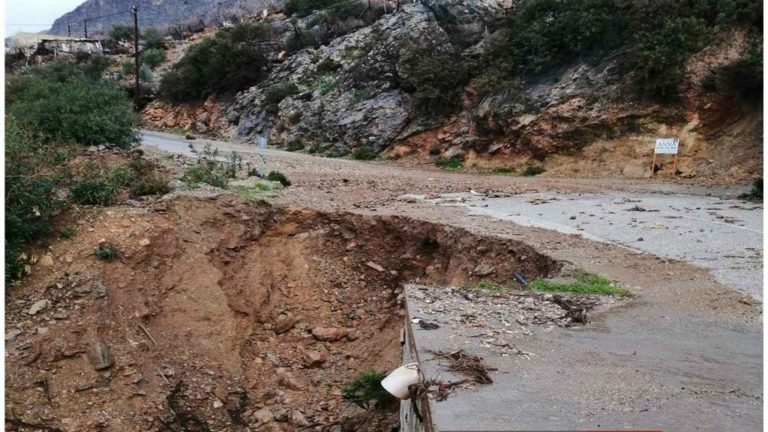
5,195,558,431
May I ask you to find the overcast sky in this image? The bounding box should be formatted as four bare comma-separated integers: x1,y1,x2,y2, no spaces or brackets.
5,0,83,36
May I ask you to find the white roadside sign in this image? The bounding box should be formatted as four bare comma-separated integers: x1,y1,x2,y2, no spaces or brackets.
654,138,679,155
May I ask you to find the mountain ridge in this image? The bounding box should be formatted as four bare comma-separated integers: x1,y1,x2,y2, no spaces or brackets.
48,0,281,36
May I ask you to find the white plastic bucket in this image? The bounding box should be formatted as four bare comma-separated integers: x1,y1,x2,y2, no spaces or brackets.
381,363,420,399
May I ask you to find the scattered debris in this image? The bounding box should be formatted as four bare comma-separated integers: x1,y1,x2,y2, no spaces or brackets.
418,321,440,330
550,295,591,325
433,350,496,384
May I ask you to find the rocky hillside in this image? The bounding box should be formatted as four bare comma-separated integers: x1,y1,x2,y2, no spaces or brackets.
142,0,763,184
48,0,283,36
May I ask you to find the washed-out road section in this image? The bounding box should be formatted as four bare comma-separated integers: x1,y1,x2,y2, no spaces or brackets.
418,191,763,299
141,129,762,432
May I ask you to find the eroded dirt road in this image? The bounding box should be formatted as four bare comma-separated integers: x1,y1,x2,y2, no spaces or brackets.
138,130,763,431
7,130,759,431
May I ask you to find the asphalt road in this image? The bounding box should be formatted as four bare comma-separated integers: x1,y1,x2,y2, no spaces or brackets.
428,191,764,299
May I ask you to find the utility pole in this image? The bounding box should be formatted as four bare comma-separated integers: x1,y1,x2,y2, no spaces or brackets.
83,19,88,38
132,5,140,111
67,22,72,37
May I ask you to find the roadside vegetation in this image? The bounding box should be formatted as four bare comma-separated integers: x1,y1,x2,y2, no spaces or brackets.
435,155,464,170
530,270,631,297
342,369,395,410
182,144,292,190
485,0,763,100
460,270,630,297
159,23,273,103
5,59,169,283
351,146,377,161
739,177,763,202
94,243,120,262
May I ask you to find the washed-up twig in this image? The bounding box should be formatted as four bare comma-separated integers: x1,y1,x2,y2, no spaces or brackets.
423,378,470,401
432,350,496,384
139,323,158,346
487,341,534,358
158,368,170,384
550,295,590,325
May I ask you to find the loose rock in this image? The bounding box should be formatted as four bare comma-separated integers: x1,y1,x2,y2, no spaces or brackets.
273,313,298,335
28,300,50,315
303,350,330,368
311,327,350,342
253,407,274,424
88,342,114,370
289,410,310,427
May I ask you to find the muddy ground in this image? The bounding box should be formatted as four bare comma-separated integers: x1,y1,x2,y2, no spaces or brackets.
5,131,762,431
5,193,562,431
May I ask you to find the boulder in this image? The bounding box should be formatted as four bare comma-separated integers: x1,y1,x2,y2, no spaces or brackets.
622,163,652,179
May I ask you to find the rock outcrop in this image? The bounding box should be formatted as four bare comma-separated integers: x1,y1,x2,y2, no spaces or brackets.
228,3,452,155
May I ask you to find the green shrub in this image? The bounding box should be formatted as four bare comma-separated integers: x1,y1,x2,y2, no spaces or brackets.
720,45,763,104
317,76,337,95
70,178,118,205
342,369,395,410
185,164,228,188
530,270,631,296
739,177,763,201
142,28,167,50
285,30,318,53
262,83,300,114
435,155,464,170
400,41,469,117
110,165,134,187
8,72,138,148
125,156,171,196
138,64,154,83
286,139,305,152
309,2,384,39
489,0,760,100
108,23,134,43
628,17,709,99
316,57,341,74
6,59,108,92
522,165,545,176
131,175,171,196
351,146,377,160
224,152,244,178
141,48,166,69
284,0,343,17
94,243,119,261
266,170,291,186
184,144,229,188
429,144,442,156
122,60,135,75
5,119,70,282
159,23,272,103
59,225,77,239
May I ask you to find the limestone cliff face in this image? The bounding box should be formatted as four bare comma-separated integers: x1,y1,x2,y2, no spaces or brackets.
48,0,283,36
